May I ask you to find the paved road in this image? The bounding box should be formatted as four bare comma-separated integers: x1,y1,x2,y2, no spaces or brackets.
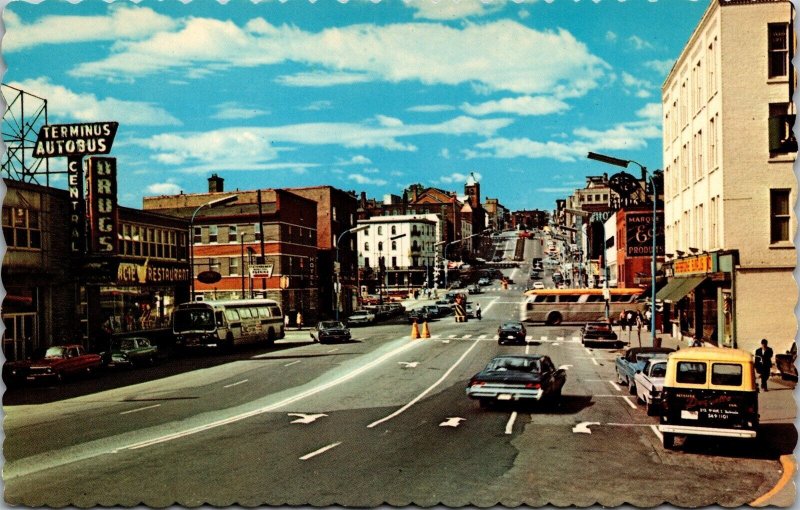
3,234,784,506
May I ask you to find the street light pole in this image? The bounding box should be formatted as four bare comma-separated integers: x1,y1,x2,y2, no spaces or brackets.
189,194,238,301
335,225,369,321
588,151,658,339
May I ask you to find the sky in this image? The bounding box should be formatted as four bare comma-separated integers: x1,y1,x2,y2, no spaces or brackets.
3,0,710,212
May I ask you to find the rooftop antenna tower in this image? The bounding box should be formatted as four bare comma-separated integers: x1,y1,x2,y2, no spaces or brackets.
2,84,54,185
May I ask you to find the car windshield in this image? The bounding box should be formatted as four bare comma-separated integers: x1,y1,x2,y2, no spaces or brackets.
320,321,344,329
174,309,215,332
651,363,667,378
44,346,66,358
501,322,522,330
487,357,541,373
115,339,136,350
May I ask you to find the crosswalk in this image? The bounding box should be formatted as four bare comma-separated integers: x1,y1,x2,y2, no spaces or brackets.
424,334,583,343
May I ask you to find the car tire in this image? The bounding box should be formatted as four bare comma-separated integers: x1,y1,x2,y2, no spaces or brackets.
617,371,626,385
636,393,644,405
646,401,657,416
629,381,637,395
662,432,676,450
267,329,276,346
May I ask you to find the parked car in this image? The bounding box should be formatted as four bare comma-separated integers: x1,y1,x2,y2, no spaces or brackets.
433,304,453,317
466,354,567,407
497,321,527,345
310,321,352,344
468,284,482,295
407,308,430,323
478,277,492,286
615,347,675,394
109,337,158,367
385,302,406,317
634,358,668,415
7,344,103,384
580,322,620,348
347,309,376,326
531,281,545,290
465,302,476,319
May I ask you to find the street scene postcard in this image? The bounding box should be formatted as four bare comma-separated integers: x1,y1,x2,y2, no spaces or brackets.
1,0,797,507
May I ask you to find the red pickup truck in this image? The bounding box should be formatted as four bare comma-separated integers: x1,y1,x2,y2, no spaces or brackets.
8,344,103,383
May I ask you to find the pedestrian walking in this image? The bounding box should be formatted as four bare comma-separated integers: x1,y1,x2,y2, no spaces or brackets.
644,308,652,332
284,313,290,331
755,338,774,391
635,310,644,347
296,311,304,330
476,302,482,321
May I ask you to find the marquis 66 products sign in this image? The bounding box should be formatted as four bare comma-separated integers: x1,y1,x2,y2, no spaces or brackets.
625,211,665,257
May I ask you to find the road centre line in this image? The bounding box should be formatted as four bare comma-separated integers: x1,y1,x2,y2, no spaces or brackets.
120,404,161,415
224,379,249,389
505,412,518,435
368,338,483,429
284,360,302,367
116,339,422,451
327,348,339,353
299,442,342,461
622,396,637,409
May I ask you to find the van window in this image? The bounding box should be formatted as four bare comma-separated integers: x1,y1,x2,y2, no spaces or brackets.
676,361,707,384
225,309,240,321
268,305,282,318
586,295,604,302
215,311,225,325
258,307,268,318
559,295,580,303
610,295,629,302
248,307,260,318
238,307,252,319
711,363,743,386
527,302,535,311
541,295,556,303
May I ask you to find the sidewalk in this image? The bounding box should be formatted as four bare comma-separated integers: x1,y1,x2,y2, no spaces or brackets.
615,326,797,507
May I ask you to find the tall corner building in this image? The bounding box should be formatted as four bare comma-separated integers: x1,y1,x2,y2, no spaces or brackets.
661,0,796,352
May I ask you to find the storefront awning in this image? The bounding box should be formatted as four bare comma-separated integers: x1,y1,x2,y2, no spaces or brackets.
655,276,706,303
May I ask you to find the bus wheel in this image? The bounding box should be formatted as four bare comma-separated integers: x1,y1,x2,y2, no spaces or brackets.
224,334,235,353
662,432,676,450
267,328,276,346
546,312,562,326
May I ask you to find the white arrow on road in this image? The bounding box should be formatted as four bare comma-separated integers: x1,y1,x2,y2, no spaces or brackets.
439,417,466,428
558,364,573,370
572,421,600,434
398,361,419,368
288,413,328,424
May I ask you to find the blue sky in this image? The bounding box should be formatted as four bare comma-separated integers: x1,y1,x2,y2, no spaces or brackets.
4,0,708,212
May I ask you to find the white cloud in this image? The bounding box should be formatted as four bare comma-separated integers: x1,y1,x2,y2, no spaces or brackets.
4,5,178,52
621,72,655,98
212,102,270,120
348,174,388,186
628,35,654,51
407,104,457,113
440,171,482,184
363,167,381,174
9,77,182,126
440,148,451,159
335,155,372,166
461,96,569,116
403,0,503,20
376,115,404,127
131,115,513,169
605,31,617,43
301,100,333,111
66,14,609,98
147,182,183,195
644,59,675,75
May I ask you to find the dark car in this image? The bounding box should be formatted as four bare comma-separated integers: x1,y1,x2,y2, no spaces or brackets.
311,321,352,344
581,322,621,348
7,344,103,384
466,354,567,407
408,308,430,323
497,321,527,345
109,337,158,367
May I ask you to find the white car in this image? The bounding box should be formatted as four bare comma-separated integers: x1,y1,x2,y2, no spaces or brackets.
532,281,545,289
347,310,376,326
634,358,668,416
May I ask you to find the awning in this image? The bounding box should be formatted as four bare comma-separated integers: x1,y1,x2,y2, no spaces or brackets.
655,276,706,303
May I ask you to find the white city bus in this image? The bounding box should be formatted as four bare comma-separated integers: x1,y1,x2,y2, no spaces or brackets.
173,299,285,350
520,288,643,325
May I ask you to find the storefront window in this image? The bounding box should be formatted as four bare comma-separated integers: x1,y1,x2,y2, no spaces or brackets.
100,286,176,332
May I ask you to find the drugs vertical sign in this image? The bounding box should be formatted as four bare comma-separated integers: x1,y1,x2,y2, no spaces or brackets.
86,157,118,254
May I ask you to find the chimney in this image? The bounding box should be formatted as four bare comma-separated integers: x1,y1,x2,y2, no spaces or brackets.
208,173,224,193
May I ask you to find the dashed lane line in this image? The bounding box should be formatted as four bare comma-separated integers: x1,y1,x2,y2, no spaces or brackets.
223,379,249,389
299,442,342,461
608,381,622,392
622,396,637,409
120,404,161,415
284,360,302,367
505,412,518,435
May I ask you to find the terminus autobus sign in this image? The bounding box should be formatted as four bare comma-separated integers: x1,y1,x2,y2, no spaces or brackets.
33,122,118,158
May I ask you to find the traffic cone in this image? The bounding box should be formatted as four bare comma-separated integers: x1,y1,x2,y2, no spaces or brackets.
421,321,431,339
411,320,420,339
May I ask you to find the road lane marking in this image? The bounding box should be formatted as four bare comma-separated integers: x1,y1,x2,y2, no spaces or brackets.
327,348,339,353
572,336,580,342
288,413,327,424
750,455,796,506
622,396,637,409
505,412,518,435
540,336,547,341
650,424,663,441
525,343,530,354
120,404,161,415
284,360,302,367
398,361,419,368
584,348,593,356
116,339,422,452
608,381,622,392
300,442,342,460
478,334,487,339
223,379,249,388
591,358,599,366
552,343,559,346
439,417,466,428
572,421,599,434
368,338,482,429
448,334,457,339
462,334,472,339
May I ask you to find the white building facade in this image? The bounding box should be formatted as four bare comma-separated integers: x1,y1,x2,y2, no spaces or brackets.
661,0,796,352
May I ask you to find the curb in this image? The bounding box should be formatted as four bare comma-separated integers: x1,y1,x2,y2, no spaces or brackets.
750,454,796,507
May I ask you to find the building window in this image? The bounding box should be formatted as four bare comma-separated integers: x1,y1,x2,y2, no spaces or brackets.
332,207,337,221
707,39,716,97
229,225,238,243
193,226,202,244
770,189,791,243
708,116,717,170
254,222,262,240
681,144,689,188
364,257,370,268
391,225,396,235
2,207,41,249
378,241,383,251
768,103,797,155
230,256,239,275
364,242,370,251
378,226,383,235
768,23,790,79
391,241,397,251
710,196,718,249
391,256,397,267
208,225,218,243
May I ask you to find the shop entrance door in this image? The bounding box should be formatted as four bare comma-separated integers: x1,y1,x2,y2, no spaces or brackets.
2,313,37,361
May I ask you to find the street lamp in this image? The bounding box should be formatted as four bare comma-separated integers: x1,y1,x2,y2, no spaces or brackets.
588,151,658,339
189,194,238,301
335,225,369,321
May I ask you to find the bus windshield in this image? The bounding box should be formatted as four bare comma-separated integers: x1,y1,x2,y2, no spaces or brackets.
174,308,216,332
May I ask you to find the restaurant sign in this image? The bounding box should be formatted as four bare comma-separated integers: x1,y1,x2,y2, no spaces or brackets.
118,259,190,284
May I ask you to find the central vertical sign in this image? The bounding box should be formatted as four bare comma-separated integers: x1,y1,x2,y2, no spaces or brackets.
67,157,85,253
